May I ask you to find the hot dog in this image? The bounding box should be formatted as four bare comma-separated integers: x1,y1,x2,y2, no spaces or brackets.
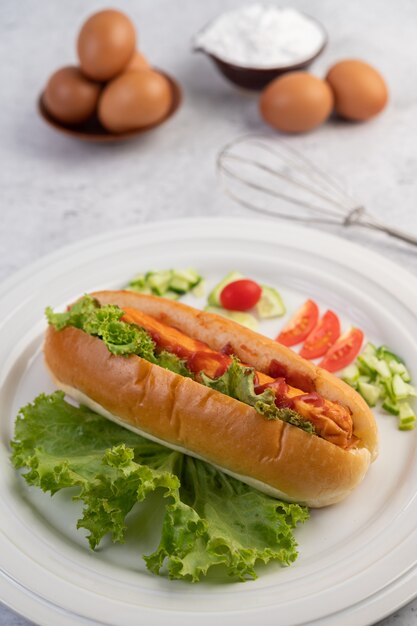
44,290,378,507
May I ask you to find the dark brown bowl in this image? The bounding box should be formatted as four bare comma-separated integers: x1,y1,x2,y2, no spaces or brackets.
38,69,182,142
195,16,327,91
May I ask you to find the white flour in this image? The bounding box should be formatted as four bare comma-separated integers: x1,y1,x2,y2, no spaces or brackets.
195,4,325,68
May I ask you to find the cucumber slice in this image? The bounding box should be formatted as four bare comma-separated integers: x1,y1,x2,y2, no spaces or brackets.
372,358,391,380
170,276,191,294
341,364,360,386
204,306,258,331
399,423,416,431
362,343,377,358
256,285,286,319
128,284,153,295
398,402,416,420
382,399,400,416
392,374,411,400
357,356,374,378
381,378,395,402
377,345,404,364
172,268,201,287
163,290,180,300
358,381,381,407
398,403,417,430
388,360,411,382
207,271,244,306
147,270,173,295
405,384,417,397
358,354,391,379
191,279,206,298
128,274,147,290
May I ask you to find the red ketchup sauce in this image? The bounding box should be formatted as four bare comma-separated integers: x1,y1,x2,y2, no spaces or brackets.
269,359,315,392
254,377,294,409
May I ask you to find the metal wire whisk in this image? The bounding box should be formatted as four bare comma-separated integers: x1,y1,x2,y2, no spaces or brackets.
217,134,417,248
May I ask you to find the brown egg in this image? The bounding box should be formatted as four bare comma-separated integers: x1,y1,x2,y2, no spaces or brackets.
259,72,334,133
125,50,150,72
77,9,136,81
326,60,388,121
43,66,101,124
98,69,173,133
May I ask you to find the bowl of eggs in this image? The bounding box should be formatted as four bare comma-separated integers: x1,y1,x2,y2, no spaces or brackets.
39,9,181,141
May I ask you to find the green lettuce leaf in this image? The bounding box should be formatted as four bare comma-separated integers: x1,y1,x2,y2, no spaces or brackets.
201,358,315,435
47,296,174,366
11,392,308,582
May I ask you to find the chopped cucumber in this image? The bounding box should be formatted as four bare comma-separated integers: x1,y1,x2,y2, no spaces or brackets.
341,364,360,386
207,271,244,307
191,279,206,298
204,306,258,331
392,374,411,400
382,399,400,416
372,357,391,379
128,284,153,295
128,274,147,290
399,402,416,419
357,354,391,379
146,270,173,295
163,290,180,300
381,378,394,402
127,268,203,299
170,276,192,294
406,384,417,397
358,381,381,407
362,343,377,358
256,285,286,319
346,342,416,432
357,355,375,378
398,403,417,430
388,360,411,382
377,345,404,364
171,269,201,286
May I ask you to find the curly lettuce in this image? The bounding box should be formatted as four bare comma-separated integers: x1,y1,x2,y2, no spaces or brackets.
46,296,189,374
11,392,308,582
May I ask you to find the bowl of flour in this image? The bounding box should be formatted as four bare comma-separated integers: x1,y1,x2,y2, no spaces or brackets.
194,4,327,90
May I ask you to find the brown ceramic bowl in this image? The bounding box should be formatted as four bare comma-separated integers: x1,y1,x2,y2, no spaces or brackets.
195,15,327,91
38,70,182,142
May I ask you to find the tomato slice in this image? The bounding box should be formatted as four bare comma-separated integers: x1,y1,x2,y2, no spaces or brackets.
299,310,341,359
318,328,364,372
220,279,262,311
276,299,319,347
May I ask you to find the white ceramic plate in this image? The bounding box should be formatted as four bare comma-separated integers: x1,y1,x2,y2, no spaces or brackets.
1,218,417,626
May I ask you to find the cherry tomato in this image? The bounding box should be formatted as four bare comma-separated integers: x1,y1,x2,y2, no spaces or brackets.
276,299,319,347
299,310,341,359
318,328,364,372
220,279,262,311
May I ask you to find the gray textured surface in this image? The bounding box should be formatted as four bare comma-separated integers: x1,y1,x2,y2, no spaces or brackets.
1,0,417,625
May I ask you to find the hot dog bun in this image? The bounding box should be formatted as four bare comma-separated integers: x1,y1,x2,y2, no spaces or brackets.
44,290,378,507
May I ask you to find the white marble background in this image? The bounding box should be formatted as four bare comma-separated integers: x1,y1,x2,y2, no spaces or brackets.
1,0,417,624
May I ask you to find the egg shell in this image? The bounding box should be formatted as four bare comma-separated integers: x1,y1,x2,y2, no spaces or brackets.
259,72,334,133
43,66,101,124
326,59,388,121
98,69,173,133
77,9,136,81
125,50,150,72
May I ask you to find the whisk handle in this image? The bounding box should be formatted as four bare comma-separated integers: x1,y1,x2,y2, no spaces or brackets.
346,208,417,248
362,216,417,248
